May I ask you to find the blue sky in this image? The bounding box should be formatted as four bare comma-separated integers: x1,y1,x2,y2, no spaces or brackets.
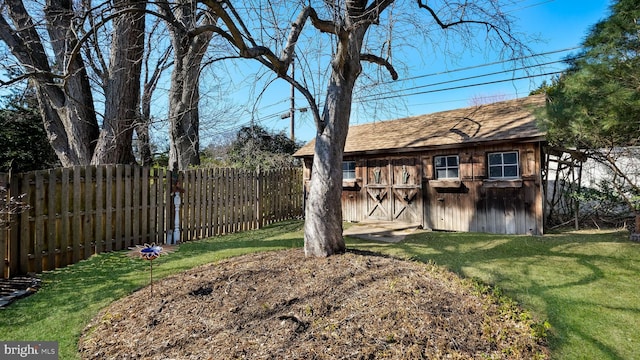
0,0,612,149
237,0,613,144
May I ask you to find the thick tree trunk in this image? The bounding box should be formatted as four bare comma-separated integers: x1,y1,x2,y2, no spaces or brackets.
166,39,211,170
304,29,364,257
0,0,99,166
135,120,153,166
303,131,348,257
165,2,213,171
92,0,145,164
35,83,97,166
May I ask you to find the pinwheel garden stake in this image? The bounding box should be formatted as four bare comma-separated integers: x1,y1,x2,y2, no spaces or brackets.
130,243,175,297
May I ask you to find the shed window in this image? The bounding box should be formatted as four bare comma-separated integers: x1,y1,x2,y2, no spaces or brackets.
342,161,356,180
488,151,519,179
434,155,459,179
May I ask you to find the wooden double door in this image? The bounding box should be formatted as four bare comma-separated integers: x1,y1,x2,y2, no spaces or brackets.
364,158,422,224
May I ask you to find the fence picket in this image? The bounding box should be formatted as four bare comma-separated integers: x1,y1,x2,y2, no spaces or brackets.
45,169,59,268
0,166,302,277
149,168,157,245
95,166,103,254
60,168,71,266
72,167,82,262
141,167,149,244
159,168,165,244
158,169,167,244
34,172,44,273
195,169,202,238
105,165,113,252
114,165,123,251
83,166,94,259
164,170,172,244
124,165,132,249
132,166,140,246
212,168,220,236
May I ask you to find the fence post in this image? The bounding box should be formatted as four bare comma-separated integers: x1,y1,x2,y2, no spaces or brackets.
256,168,263,229
168,171,184,244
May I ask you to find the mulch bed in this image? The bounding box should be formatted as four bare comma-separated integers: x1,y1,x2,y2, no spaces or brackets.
79,249,548,359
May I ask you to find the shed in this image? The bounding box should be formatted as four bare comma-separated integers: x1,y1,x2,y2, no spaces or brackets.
294,95,547,235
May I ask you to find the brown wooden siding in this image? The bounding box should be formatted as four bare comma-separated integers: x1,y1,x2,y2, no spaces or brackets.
303,141,544,235
422,142,543,234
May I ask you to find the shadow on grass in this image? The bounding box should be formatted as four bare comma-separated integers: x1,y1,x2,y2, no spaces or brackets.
0,220,304,359
346,229,639,360
3,221,637,360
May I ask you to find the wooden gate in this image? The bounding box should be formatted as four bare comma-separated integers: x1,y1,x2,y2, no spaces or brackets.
364,158,422,224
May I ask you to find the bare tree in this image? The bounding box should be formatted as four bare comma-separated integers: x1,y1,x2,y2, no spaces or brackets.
156,0,216,171
0,0,99,167
88,0,146,164
138,19,172,166
0,0,147,165
199,0,531,257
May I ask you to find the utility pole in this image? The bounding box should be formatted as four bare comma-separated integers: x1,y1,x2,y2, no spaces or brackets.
281,56,307,139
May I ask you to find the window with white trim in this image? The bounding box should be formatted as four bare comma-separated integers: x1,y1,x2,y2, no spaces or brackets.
434,155,459,179
488,151,519,179
342,161,356,180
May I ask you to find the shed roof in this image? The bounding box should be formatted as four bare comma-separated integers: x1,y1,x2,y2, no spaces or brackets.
294,95,546,157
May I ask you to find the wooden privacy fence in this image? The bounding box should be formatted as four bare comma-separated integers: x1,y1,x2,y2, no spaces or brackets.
0,166,303,278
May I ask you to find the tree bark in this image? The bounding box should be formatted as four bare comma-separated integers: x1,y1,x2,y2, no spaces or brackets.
91,0,145,164
135,120,153,166
0,0,99,166
163,1,214,171
303,27,365,257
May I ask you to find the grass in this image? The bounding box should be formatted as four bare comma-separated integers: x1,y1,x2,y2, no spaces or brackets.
0,221,304,359
1,220,638,360
345,227,640,360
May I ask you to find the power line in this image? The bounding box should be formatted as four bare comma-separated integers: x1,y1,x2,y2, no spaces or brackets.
254,47,578,117
380,47,578,85
224,47,578,140
361,70,563,102
357,58,570,101
504,0,556,14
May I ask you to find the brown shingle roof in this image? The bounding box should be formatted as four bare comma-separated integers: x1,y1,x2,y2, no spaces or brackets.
294,95,546,157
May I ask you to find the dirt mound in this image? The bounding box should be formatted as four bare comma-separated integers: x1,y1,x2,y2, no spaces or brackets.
79,249,547,359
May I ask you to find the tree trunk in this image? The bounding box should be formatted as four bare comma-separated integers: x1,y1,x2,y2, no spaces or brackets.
304,29,364,257
139,45,171,167
135,120,153,166
91,0,145,164
165,2,213,171
0,0,99,166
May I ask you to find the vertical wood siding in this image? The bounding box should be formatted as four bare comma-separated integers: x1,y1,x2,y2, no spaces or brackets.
329,142,544,235
423,143,543,234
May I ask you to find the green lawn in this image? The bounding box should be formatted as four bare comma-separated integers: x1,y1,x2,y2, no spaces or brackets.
346,228,639,360
0,221,305,359
1,221,638,360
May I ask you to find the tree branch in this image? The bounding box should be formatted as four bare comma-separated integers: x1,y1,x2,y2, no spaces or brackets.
306,6,340,35
200,0,288,75
416,0,509,34
360,53,398,80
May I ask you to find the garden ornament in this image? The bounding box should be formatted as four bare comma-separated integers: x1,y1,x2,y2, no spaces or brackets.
129,243,176,297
